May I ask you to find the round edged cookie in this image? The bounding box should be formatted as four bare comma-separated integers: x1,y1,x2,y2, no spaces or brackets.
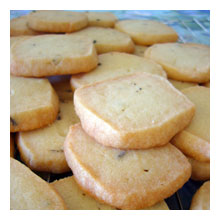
10,158,67,210
85,11,117,28
70,27,135,54
115,19,178,45
27,10,88,33
188,157,210,181
190,181,210,210
168,79,197,91
10,34,98,77
10,15,41,36
74,72,195,149
145,43,210,83
10,76,59,132
70,52,167,89
171,86,210,162
64,123,191,210
16,100,80,173
51,176,169,210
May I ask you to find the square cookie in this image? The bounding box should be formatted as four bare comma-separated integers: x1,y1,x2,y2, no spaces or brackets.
70,27,134,54
51,176,169,210
16,100,79,173
70,52,167,89
171,86,210,162
145,43,210,83
10,76,59,132
74,72,195,149
10,158,66,210
10,34,98,77
27,10,88,33
64,124,191,209
115,19,178,45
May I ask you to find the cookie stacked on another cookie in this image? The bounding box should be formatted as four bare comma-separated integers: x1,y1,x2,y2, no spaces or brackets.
171,86,210,181
10,10,100,209
64,72,196,209
10,10,210,210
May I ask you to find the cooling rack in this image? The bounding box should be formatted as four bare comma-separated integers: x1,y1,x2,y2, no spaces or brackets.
10,10,210,210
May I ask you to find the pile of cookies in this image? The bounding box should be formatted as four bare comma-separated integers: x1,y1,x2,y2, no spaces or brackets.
10,10,210,210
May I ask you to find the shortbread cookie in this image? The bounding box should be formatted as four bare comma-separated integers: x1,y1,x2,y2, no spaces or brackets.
188,157,210,181
11,34,98,77
64,124,191,210
10,76,59,132
74,72,195,149
10,134,15,158
145,43,210,83
51,176,169,210
70,27,134,54
169,79,197,91
85,11,117,28
190,181,210,210
27,10,88,33
70,52,167,89
16,100,79,173
10,15,41,36
115,20,178,45
133,45,148,57
171,86,210,162
51,78,73,101
10,158,67,210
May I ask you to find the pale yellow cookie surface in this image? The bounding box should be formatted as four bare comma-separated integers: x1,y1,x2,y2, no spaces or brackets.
16,100,79,173
171,86,210,162
64,124,191,210
74,72,195,149
10,36,31,48
10,158,67,210
168,79,197,91
145,43,210,83
10,15,41,36
188,157,210,181
51,176,115,210
51,176,169,210
70,27,134,54
85,11,117,27
190,181,210,210
115,20,178,45
10,34,98,77
27,10,88,33
70,52,167,89
10,76,59,132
